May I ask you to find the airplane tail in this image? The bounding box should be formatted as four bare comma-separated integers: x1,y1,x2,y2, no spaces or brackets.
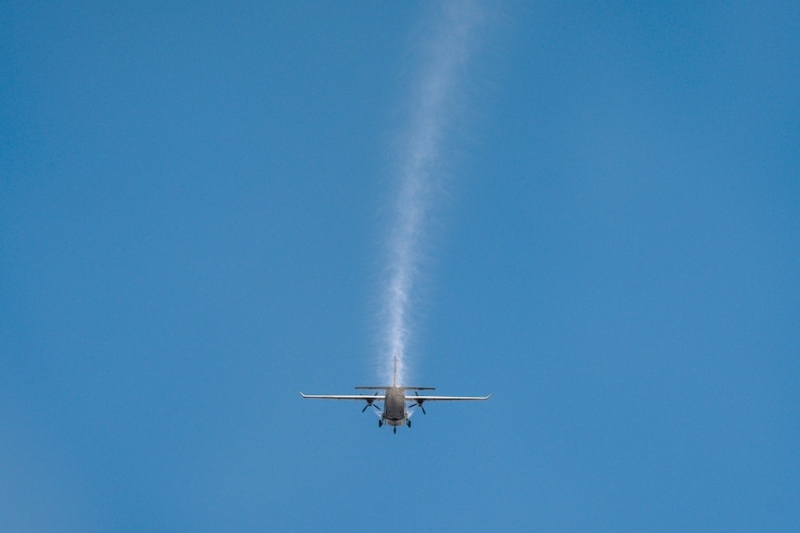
354,354,434,391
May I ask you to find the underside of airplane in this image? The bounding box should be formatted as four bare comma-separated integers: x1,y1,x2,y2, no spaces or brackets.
300,385,490,433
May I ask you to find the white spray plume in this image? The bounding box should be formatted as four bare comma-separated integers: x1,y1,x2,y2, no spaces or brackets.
380,0,482,386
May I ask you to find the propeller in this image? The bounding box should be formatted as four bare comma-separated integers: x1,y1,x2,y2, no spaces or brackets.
411,391,426,415
361,400,380,413
362,395,381,413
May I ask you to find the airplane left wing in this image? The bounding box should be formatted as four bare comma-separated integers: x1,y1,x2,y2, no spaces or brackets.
299,392,384,401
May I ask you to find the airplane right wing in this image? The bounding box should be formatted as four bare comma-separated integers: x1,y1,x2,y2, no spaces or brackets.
409,394,491,401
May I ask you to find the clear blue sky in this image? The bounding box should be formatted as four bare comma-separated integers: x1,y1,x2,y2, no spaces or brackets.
2,1,798,531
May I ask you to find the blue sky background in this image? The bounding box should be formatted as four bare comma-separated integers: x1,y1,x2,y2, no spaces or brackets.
2,1,798,531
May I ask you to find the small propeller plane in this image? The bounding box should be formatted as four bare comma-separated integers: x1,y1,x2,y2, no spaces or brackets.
300,357,490,433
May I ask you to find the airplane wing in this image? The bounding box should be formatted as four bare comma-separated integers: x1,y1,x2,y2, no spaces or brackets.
409,394,491,401
299,392,384,400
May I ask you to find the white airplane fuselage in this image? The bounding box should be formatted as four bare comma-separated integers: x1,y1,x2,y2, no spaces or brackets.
382,386,409,427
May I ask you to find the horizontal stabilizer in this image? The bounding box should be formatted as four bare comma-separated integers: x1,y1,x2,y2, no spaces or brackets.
355,386,435,391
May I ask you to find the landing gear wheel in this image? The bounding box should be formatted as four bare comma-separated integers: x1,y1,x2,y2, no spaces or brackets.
407,419,412,428
378,420,383,427
393,427,397,434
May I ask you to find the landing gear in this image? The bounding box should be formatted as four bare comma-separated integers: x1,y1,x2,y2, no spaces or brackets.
393,427,397,434
407,419,412,428
378,419,383,427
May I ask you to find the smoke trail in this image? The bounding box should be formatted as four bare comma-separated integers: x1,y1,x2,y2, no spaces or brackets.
380,1,482,386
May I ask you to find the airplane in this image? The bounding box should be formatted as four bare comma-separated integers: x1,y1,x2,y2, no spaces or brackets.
300,357,490,433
